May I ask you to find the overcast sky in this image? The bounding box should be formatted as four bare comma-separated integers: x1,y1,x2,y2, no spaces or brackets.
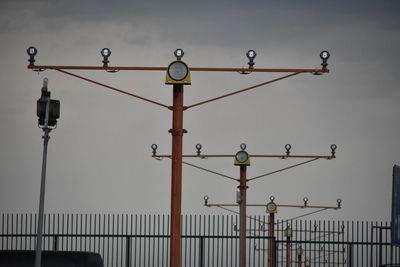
0,0,399,222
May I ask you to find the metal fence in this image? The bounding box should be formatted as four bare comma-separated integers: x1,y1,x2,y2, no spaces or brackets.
1,213,399,266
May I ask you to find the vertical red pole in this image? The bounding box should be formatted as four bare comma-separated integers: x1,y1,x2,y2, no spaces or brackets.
170,84,184,267
238,166,247,267
268,213,275,267
286,236,291,267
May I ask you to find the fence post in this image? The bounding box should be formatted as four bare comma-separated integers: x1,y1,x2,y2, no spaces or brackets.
53,235,59,251
125,236,131,267
199,237,204,267
347,243,353,267
379,227,383,266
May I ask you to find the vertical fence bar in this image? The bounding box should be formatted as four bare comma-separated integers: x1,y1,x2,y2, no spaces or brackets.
7,214,10,249
53,235,58,251
1,214,3,250
11,214,13,250
107,214,110,267
116,214,119,267
379,222,383,266
152,214,155,267
347,243,353,267
199,237,204,267
194,215,198,266
88,214,92,252
355,220,358,266
144,214,147,267
61,214,65,251
126,236,131,267
184,215,187,266
16,214,20,250
217,214,220,267
149,215,152,267
221,215,224,267
156,214,160,267
160,214,163,267
139,214,143,266
24,214,27,250
361,221,364,267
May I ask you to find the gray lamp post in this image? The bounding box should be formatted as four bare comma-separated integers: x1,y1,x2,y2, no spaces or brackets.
35,78,60,267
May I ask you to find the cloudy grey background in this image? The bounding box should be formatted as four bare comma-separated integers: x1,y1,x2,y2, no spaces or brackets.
0,0,399,222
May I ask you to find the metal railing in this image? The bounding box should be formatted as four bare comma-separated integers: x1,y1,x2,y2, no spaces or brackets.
1,213,399,266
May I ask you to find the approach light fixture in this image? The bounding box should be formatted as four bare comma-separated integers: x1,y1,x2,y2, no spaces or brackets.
337,198,342,208
234,143,250,166
151,144,158,156
246,49,256,69
266,196,277,214
320,50,330,69
285,144,292,156
284,225,293,238
101,48,111,67
174,48,184,60
246,50,256,60
320,50,330,60
203,196,209,206
330,144,337,157
303,197,309,207
27,46,38,65
196,144,202,156
165,60,191,85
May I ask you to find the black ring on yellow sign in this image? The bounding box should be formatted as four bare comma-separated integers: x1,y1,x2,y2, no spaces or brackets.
167,61,188,81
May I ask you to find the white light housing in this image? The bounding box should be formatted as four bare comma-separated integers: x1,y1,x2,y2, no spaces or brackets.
27,46,37,56
246,50,257,60
320,50,330,60
174,48,184,60
101,48,111,57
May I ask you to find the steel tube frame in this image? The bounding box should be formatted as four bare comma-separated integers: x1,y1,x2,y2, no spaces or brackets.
205,203,340,210
153,154,334,159
28,65,329,73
